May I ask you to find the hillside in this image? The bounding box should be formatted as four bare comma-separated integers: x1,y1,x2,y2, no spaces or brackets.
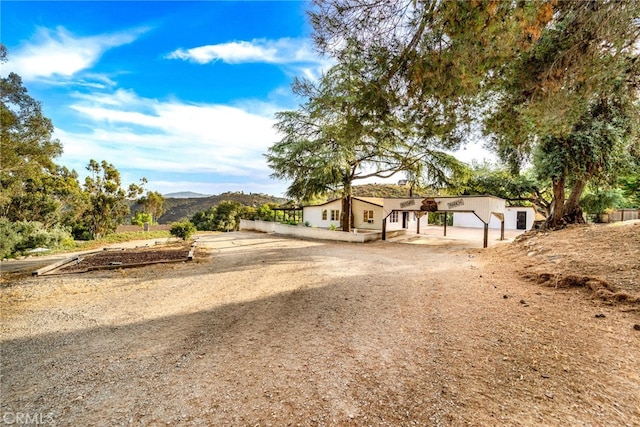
147,192,288,223
163,191,210,198
326,183,414,199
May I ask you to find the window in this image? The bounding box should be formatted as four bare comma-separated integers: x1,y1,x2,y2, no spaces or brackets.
331,209,340,221
364,210,374,223
322,209,327,220
390,211,399,223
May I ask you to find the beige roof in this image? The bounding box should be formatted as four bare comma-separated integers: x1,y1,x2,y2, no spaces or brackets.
354,197,384,207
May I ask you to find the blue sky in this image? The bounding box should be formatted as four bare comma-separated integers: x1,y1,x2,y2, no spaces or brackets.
2,1,492,197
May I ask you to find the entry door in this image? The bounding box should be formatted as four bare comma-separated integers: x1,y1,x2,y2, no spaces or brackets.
402,212,409,228
516,211,527,230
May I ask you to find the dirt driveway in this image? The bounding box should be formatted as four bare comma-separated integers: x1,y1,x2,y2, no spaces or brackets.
1,231,639,426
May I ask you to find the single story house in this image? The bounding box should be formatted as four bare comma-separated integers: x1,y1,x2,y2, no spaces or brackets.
303,195,523,247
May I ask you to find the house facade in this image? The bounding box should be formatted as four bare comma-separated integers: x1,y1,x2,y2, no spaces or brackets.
302,197,423,232
453,206,535,230
303,195,526,232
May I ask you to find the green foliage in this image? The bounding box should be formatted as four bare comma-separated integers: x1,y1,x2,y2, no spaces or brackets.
76,230,170,249
257,204,276,221
190,200,244,232
267,48,466,231
0,49,155,242
131,212,153,226
81,159,146,239
0,68,66,225
138,190,165,223
191,207,217,231
309,1,640,228
170,221,196,240
580,188,626,219
618,173,640,208
0,218,74,258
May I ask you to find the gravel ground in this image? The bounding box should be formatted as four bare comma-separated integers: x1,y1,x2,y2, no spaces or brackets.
1,228,639,426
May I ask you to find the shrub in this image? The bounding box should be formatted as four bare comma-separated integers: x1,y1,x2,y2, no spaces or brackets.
0,219,74,258
170,221,196,240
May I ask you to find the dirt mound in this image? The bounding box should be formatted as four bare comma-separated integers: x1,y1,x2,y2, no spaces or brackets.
490,221,640,305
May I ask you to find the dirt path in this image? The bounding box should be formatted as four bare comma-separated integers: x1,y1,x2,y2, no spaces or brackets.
1,231,638,426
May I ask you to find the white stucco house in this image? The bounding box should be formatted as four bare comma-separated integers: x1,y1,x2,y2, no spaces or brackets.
244,195,532,247
305,194,532,233
453,206,535,231
302,197,422,233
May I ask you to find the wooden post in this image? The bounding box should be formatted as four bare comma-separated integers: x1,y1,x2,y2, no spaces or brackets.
500,220,505,241
382,217,387,241
417,214,421,234
443,212,447,236
483,223,489,248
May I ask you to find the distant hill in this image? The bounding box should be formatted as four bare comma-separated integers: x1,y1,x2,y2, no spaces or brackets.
325,183,414,199
164,191,210,198
146,191,288,224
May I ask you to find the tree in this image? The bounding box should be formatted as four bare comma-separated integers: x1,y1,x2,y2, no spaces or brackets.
618,172,640,208
482,2,640,228
191,206,217,231
1,48,65,224
309,1,640,229
131,211,153,227
214,201,243,232
532,94,638,227
267,53,464,232
190,201,244,232
138,190,165,223
81,160,145,238
460,162,552,219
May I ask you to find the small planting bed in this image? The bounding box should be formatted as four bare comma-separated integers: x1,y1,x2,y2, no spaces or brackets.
55,243,192,274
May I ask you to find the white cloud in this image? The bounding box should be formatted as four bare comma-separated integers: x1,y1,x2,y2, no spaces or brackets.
57,89,283,192
6,26,147,80
166,37,323,65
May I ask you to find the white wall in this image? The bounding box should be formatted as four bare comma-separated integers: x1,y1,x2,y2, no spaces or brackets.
453,207,535,230
352,199,384,230
239,219,387,242
303,200,343,229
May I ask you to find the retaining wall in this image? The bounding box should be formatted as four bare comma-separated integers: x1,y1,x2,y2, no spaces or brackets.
239,220,403,243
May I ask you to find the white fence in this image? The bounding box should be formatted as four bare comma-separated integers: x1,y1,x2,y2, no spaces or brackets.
239,219,402,243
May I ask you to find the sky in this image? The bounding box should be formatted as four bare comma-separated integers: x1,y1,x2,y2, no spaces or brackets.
1,1,495,197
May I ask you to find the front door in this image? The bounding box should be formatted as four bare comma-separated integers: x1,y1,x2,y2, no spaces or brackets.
516,211,527,230
402,212,409,229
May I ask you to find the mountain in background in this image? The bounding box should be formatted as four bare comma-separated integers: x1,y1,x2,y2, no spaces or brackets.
164,191,210,198
138,191,288,224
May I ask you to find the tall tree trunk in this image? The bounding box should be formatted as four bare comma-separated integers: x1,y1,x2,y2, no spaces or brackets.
549,177,566,229
341,181,352,232
341,194,352,232
563,178,588,224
